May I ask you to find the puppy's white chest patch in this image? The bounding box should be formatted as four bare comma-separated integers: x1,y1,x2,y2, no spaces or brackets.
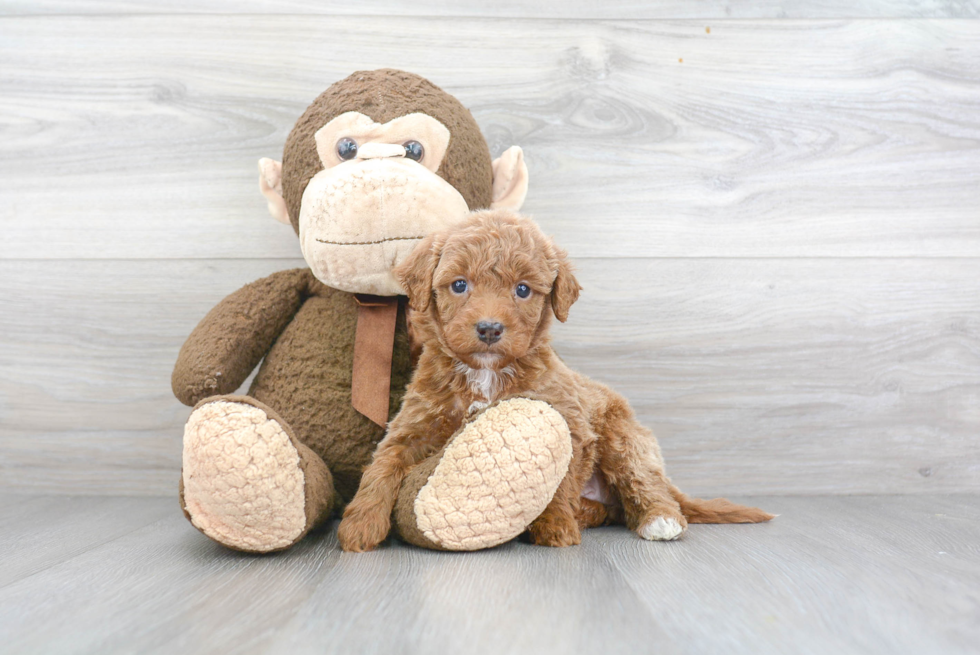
454,361,515,403
467,368,501,400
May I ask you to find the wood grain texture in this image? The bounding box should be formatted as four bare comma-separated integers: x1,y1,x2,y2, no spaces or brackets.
2,11,977,496
590,494,980,655
2,17,979,259
1,0,976,18
0,494,175,587
2,258,977,496
0,494,977,654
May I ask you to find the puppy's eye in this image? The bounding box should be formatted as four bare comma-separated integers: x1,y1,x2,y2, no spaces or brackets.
403,140,424,162
337,138,358,160
515,283,531,299
451,279,468,294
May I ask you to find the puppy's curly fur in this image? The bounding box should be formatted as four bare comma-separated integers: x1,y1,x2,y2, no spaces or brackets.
338,210,773,551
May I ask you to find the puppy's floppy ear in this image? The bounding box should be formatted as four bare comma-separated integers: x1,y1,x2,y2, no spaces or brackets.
550,247,581,323
395,234,444,312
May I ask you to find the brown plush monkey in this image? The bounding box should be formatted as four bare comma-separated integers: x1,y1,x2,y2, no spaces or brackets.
173,69,566,553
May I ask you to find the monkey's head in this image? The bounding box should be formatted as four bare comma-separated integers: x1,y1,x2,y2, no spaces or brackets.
258,69,529,296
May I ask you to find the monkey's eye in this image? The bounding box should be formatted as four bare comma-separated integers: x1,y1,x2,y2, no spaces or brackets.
403,140,424,162
337,138,358,160
515,283,531,299
451,279,467,294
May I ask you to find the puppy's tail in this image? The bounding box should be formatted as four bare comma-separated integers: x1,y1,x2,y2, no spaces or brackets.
669,484,775,524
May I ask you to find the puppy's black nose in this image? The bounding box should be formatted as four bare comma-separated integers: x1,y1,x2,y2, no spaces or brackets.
476,321,504,345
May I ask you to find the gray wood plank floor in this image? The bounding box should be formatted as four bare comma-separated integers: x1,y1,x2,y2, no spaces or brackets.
1,494,977,655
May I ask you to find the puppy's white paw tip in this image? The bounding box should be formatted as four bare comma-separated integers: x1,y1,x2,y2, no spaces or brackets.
639,516,684,541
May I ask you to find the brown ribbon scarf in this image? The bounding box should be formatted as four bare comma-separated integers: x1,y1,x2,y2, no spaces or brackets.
351,294,400,428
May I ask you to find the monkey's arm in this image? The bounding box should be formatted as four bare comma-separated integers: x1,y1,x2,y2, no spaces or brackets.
171,268,312,406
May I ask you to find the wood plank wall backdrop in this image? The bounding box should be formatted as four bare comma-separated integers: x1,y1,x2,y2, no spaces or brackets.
1,2,978,496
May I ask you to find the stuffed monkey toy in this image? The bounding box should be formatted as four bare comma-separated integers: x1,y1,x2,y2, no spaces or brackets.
173,69,573,553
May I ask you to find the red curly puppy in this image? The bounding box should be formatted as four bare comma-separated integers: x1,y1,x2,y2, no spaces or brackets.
338,209,772,551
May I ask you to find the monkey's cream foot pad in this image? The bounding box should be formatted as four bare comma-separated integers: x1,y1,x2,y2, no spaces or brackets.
181,399,307,553
413,398,573,551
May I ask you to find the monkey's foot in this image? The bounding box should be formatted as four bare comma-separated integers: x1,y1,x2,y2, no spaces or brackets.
394,398,572,551
179,395,335,553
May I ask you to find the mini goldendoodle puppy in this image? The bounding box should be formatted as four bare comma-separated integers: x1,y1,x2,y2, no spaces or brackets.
338,209,773,551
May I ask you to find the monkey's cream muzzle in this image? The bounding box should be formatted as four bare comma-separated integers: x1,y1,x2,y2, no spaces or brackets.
299,147,469,296
291,111,469,295
260,110,529,296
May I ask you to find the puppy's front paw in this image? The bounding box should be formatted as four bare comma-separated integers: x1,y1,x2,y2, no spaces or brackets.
527,514,581,547
338,511,391,552
637,515,687,541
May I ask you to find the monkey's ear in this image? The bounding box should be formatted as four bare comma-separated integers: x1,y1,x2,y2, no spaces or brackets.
258,158,291,225
490,146,529,211
394,234,444,312
550,251,582,323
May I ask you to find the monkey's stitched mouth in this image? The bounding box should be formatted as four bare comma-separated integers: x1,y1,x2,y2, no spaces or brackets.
315,236,425,246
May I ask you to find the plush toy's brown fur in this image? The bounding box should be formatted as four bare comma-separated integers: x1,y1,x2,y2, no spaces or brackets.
172,70,502,553
281,68,494,233
173,272,414,502
338,210,773,552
